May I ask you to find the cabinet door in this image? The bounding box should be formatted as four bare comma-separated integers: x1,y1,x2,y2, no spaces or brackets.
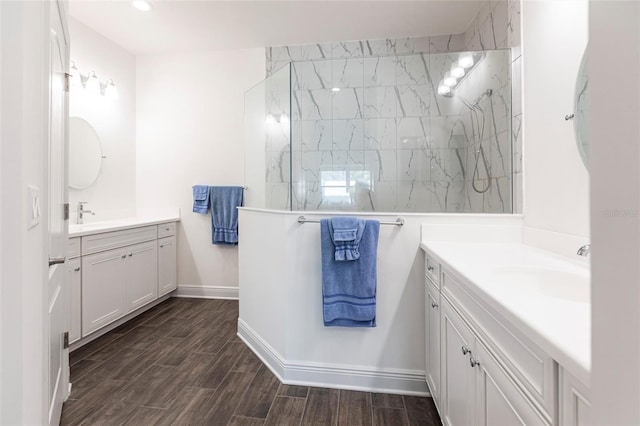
426,281,441,403
441,300,476,426
560,368,591,426
158,236,177,297
474,340,549,426
125,241,158,313
67,258,82,344
82,248,127,335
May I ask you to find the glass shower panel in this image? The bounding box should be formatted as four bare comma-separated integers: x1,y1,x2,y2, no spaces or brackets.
290,49,511,213
244,64,291,210
428,50,512,213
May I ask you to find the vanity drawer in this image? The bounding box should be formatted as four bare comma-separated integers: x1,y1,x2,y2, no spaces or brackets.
68,237,81,259
441,270,556,422
81,225,158,255
157,222,176,238
425,253,440,287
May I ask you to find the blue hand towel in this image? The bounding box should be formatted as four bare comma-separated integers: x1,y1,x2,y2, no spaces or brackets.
192,185,210,214
321,218,380,327
328,217,366,261
209,186,244,245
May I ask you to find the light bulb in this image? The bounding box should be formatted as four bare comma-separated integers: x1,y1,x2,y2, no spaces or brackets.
132,0,153,11
331,87,341,92
437,84,451,96
265,114,275,124
104,79,118,100
443,72,457,87
69,62,82,87
458,54,474,68
85,71,100,94
451,65,465,79
280,113,289,125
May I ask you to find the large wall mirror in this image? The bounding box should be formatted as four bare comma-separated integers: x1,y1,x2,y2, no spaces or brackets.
574,48,589,171
69,117,103,189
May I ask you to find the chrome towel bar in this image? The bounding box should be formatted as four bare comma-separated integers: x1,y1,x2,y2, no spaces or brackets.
297,216,404,226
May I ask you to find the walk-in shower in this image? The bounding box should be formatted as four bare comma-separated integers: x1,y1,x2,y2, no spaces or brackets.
244,49,512,213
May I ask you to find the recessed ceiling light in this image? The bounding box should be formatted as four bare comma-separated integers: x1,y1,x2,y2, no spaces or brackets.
331,87,341,92
132,0,153,12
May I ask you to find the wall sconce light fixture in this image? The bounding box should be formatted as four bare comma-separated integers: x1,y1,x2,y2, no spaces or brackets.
71,60,119,100
265,112,289,125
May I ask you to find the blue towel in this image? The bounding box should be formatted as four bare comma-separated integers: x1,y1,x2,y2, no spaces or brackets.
192,185,210,214
321,218,380,327
328,217,366,261
209,186,244,245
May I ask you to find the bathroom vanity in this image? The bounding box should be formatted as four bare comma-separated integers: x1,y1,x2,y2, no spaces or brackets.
422,242,591,426
67,215,179,347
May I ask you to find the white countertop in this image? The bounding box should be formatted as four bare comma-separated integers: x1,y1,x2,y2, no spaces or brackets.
421,240,590,386
69,213,180,237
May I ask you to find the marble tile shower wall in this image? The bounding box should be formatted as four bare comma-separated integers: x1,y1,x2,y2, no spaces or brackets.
462,0,522,213
264,0,522,213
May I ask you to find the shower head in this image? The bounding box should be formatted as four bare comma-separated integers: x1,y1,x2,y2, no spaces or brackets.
459,89,493,110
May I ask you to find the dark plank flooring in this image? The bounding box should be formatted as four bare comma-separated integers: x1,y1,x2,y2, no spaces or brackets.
62,298,440,426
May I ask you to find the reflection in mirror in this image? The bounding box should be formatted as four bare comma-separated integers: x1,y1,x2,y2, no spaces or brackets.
574,49,589,171
69,117,103,189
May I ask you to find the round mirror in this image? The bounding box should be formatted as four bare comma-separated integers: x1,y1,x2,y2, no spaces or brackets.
574,49,589,170
69,117,103,189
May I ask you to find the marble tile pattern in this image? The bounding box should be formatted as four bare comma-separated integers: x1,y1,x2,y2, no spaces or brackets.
260,0,520,213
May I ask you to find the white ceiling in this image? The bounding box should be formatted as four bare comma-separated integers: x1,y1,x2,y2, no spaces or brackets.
69,0,484,55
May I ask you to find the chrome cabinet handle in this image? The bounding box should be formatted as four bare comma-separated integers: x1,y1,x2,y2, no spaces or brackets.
470,357,481,368
427,265,434,272
49,257,66,266
128,253,133,257
431,301,438,309
165,227,170,231
121,255,126,259
74,267,80,272
461,346,470,355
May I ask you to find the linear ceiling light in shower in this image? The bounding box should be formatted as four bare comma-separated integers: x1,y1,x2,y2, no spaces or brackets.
438,52,485,98
458,54,474,68
437,84,451,96
451,64,465,79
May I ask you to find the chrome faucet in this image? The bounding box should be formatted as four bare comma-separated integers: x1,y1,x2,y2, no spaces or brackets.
577,244,591,257
77,202,95,224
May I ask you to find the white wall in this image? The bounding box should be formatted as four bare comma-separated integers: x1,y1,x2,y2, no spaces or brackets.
136,48,265,292
68,18,136,221
590,2,640,424
521,0,590,256
238,208,523,393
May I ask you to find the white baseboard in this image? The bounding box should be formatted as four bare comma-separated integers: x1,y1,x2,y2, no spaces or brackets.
238,319,429,396
174,285,239,300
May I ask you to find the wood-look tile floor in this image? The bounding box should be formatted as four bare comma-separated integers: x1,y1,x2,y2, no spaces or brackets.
62,298,440,426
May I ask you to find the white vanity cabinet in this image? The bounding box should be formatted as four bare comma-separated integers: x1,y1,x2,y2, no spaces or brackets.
560,368,591,426
424,251,554,426
440,298,549,426
82,247,128,335
157,220,177,298
124,240,158,313
440,299,476,426
67,237,82,344
425,278,441,405
69,220,178,344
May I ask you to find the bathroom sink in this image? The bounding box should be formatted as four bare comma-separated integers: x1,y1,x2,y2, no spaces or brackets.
69,220,129,233
487,265,590,304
